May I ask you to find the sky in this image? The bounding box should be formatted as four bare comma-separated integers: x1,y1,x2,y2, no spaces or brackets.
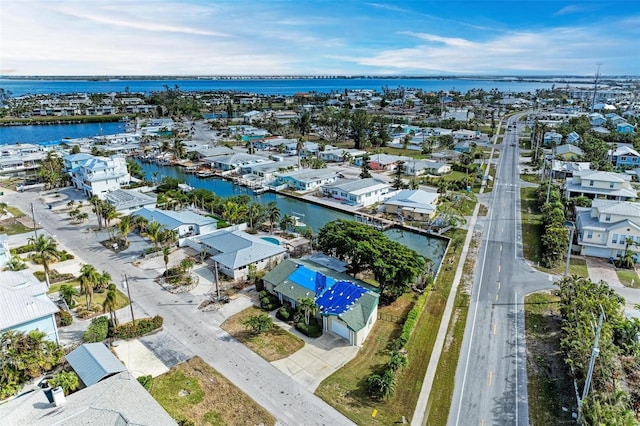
1,0,639,76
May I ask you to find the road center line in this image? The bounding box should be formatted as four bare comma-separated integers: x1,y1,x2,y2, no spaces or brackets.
488,371,493,386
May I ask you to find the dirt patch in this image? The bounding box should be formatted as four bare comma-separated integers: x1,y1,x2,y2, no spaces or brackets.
151,356,275,425
525,292,576,425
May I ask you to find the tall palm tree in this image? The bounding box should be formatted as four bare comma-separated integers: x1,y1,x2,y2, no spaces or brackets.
222,200,241,224
96,270,112,292
88,196,103,229
280,214,296,233
297,297,319,326
162,246,170,275
246,202,264,230
267,202,280,234
102,283,119,326
118,216,133,247
79,264,98,310
143,221,164,249
296,138,304,169
28,235,58,288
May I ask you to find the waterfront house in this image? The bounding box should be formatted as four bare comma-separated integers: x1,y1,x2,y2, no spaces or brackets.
608,145,640,169
188,146,235,162
253,137,299,153
242,159,297,182
65,154,131,200
275,168,340,192
263,258,379,346
132,207,218,246
195,228,287,280
319,148,367,163
554,144,584,161
211,153,271,172
104,189,156,214
576,199,640,259
565,170,637,201
322,178,392,206
0,270,59,344
383,189,439,221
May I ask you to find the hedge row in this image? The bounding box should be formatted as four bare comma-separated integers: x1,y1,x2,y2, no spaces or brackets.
83,316,109,343
396,291,428,349
111,316,163,340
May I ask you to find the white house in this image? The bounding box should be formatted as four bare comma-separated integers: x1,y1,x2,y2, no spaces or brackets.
275,168,340,192
104,189,157,214
404,159,451,176
383,189,439,221
65,154,130,199
196,229,287,280
318,148,367,163
565,170,637,201
133,208,218,245
0,270,60,343
0,234,9,269
576,199,640,259
322,178,392,207
211,153,271,172
263,258,379,346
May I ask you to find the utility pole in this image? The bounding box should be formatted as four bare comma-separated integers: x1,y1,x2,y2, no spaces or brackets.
564,222,575,276
30,202,38,238
577,309,605,424
122,273,135,326
213,261,220,300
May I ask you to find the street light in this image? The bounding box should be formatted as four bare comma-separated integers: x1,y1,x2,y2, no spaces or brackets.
564,221,576,276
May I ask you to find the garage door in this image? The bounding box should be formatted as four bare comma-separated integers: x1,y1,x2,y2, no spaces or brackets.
330,319,350,340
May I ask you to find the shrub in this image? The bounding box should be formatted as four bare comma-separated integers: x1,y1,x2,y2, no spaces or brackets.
242,314,274,334
83,316,109,342
295,317,323,338
111,316,163,340
366,368,397,400
12,243,36,254
276,306,292,321
387,351,408,371
57,310,73,327
259,292,281,311
48,371,79,395
398,292,427,350
137,375,153,391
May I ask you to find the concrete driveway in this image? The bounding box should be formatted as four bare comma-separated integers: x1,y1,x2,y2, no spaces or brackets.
585,257,640,307
271,319,359,392
113,339,170,378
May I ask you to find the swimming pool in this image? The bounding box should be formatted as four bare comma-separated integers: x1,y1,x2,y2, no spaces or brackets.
261,237,280,245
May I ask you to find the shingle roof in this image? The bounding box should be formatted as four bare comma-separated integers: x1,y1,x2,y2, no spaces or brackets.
0,271,59,330
66,343,127,387
0,371,176,426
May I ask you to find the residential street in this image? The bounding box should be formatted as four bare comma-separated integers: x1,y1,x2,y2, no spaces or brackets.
4,188,354,426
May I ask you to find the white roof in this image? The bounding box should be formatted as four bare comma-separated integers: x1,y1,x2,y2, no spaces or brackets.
0,271,59,330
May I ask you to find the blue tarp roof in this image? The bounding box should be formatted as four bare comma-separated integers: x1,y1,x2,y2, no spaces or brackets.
316,280,367,316
288,264,336,295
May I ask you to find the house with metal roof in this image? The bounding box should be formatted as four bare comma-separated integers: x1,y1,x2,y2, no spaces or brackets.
133,207,218,245
543,131,563,146
322,178,392,207
0,371,176,426
404,159,451,176
565,170,637,201
275,168,340,192
383,189,439,221
263,258,379,345
357,153,407,171
318,148,367,163
0,270,59,343
617,122,635,135
550,160,591,179
196,228,287,280
104,188,156,214
566,131,581,144
608,145,640,169
66,343,127,387
554,144,584,161
211,153,271,172
576,199,640,259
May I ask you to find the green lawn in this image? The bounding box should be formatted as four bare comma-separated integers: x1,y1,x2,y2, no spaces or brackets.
316,229,467,425
5,206,25,217
48,279,130,312
520,173,541,184
150,357,275,425
0,221,33,235
616,268,640,288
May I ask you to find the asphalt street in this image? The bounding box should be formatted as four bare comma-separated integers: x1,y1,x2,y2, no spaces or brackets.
5,189,353,426
448,114,555,426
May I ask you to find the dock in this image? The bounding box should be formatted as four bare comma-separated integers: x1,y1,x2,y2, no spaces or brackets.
353,213,395,231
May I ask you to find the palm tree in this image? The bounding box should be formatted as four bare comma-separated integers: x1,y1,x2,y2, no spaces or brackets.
297,297,319,326
143,221,164,249
96,270,112,292
162,246,170,275
280,214,296,233
28,235,58,288
59,284,78,308
246,202,264,230
180,257,194,274
118,216,133,247
88,196,103,229
4,256,27,271
267,202,280,234
0,201,7,218
102,283,119,326
222,200,241,224
296,138,304,169
79,264,99,310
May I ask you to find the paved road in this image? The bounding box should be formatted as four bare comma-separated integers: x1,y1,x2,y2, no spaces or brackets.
5,189,353,426
448,114,555,425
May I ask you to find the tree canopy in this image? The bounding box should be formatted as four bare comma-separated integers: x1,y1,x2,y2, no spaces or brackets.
316,220,426,302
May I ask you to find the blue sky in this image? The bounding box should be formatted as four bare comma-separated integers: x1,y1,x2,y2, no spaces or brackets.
1,0,639,76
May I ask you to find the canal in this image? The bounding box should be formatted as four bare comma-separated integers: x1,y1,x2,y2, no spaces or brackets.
137,161,448,268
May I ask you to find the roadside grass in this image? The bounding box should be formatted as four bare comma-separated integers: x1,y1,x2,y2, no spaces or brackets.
525,292,576,426
616,268,640,288
521,187,543,264
151,356,275,426
0,220,33,235
316,229,467,425
543,257,588,278
520,173,541,184
221,306,304,362
5,206,25,217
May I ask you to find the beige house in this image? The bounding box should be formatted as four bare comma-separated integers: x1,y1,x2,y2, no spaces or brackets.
565,170,637,201
383,189,439,221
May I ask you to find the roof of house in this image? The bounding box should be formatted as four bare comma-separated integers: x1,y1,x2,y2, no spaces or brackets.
105,189,156,211
323,178,389,194
555,144,584,157
551,160,590,173
278,168,338,183
0,271,59,331
213,153,266,166
66,343,127,387
574,170,631,183
64,153,93,163
0,371,176,426
266,259,379,332
610,145,640,157
384,189,439,209
199,229,286,269
133,207,216,230
592,199,640,218
367,153,407,165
